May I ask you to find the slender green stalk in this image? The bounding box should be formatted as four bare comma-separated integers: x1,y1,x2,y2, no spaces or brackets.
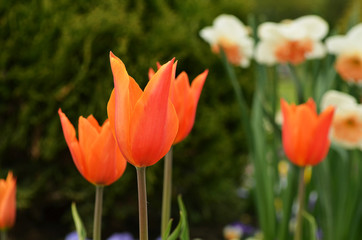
286,64,304,104
93,185,104,240
136,167,149,240
294,167,306,240
278,164,298,240
161,147,173,237
219,49,253,150
1,230,6,240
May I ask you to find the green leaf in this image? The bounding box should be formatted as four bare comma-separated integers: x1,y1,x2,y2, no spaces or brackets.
71,202,87,240
163,196,191,240
167,213,182,240
178,196,190,240
162,219,173,239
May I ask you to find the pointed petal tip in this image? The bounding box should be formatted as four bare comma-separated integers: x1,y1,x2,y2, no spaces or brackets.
199,69,209,79
109,52,122,65
323,105,335,118
58,108,67,119
160,58,176,73
280,98,288,107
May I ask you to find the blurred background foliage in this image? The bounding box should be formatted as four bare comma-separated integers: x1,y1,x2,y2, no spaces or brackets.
0,0,358,239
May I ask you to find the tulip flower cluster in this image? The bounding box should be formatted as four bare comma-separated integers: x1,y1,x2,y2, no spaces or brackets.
58,51,207,240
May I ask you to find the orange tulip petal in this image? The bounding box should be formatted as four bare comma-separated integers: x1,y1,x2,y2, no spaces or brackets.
293,104,317,165
173,72,193,143
128,76,143,112
306,106,335,165
281,99,334,166
88,122,127,185
87,115,102,133
172,70,207,144
305,98,317,113
175,72,191,102
78,116,99,162
130,59,179,167
191,70,208,105
58,109,86,175
109,52,133,162
0,172,16,229
148,68,155,80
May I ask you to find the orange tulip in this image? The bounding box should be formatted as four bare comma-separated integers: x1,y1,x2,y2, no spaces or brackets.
107,52,178,167
58,109,127,186
281,99,335,166
0,171,16,230
149,63,208,144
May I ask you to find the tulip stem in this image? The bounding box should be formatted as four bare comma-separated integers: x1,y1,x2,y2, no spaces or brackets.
93,185,104,240
286,64,304,104
1,231,6,240
219,49,253,150
161,147,173,237
136,167,149,240
294,167,305,240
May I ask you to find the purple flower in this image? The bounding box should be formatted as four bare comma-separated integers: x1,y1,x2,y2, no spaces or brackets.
107,232,134,240
65,232,90,240
230,222,257,237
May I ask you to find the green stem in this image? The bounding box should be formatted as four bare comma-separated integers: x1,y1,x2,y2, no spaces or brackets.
219,49,253,151
286,64,304,104
161,147,173,237
278,164,298,240
294,167,306,240
93,185,104,240
1,231,6,240
136,167,149,240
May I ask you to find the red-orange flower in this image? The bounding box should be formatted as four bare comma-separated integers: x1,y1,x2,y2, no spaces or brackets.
281,99,335,166
0,171,16,230
149,64,208,144
58,109,127,186
107,52,178,168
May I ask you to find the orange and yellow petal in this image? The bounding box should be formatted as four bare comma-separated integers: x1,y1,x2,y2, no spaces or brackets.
306,106,334,165
87,121,127,185
58,109,86,176
129,60,178,167
78,116,99,162
0,172,16,230
335,54,362,83
109,53,134,162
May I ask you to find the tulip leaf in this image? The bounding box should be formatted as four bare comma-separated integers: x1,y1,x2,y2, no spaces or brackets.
71,202,87,240
178,196,190,240
162,219,173,240
163,196,190,240
167,214,182,240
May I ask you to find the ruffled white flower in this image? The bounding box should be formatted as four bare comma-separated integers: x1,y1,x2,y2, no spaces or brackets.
255,15,328,65
326,23,362,84
199,14,254,67
321,90,362,149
